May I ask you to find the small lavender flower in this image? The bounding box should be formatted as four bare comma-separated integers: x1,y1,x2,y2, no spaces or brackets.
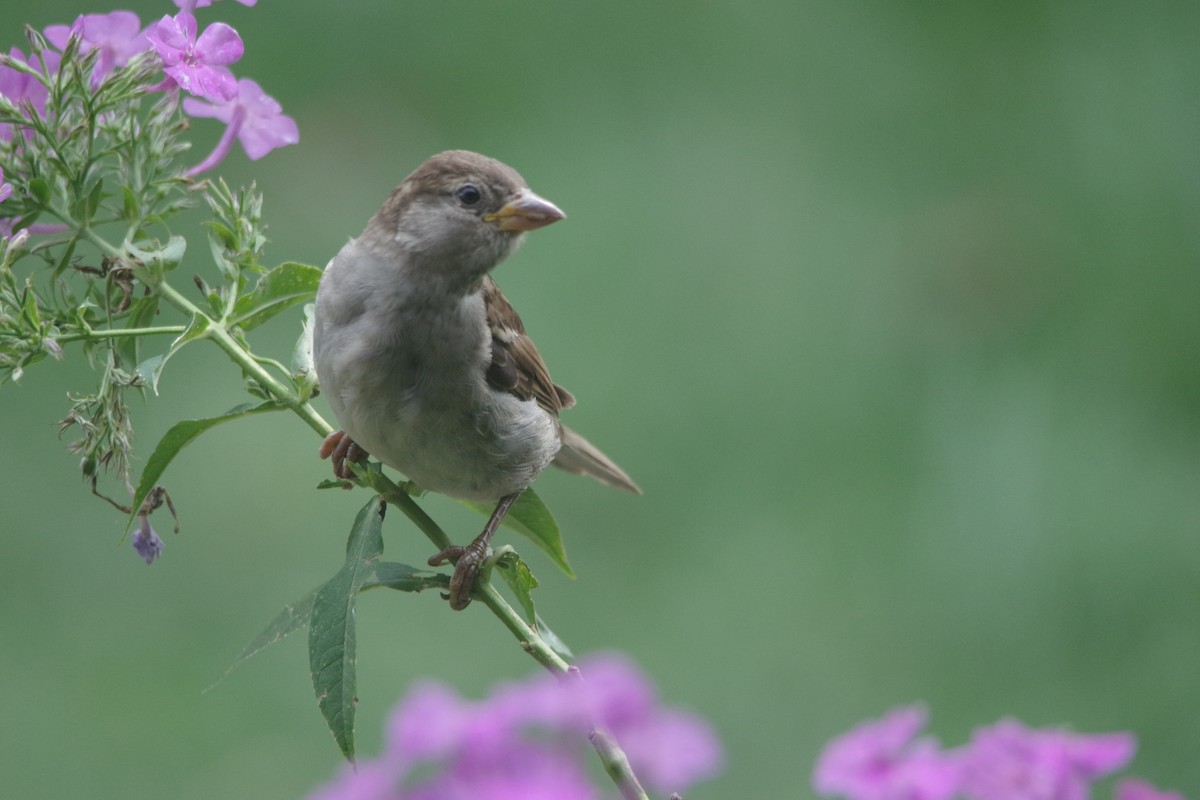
144,12,242,102
132,515,164,564
182,78,298,173
43,11,148,87
0,166,12,204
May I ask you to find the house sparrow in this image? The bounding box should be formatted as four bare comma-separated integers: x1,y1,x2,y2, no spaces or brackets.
313,150,640,610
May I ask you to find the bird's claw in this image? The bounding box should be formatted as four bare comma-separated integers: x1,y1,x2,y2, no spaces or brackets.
319,430,369,482
428,540,491,610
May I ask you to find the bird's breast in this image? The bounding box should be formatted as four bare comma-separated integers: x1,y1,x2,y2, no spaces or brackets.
315,276,559,503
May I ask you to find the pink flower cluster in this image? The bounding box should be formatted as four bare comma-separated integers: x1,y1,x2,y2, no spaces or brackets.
814,705,1184,800
0,2,296,176
308,653,723,800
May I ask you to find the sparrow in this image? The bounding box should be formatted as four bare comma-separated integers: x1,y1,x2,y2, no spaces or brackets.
313,150,640,610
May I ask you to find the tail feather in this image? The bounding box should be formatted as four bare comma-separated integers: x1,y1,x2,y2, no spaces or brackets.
552,426,642,494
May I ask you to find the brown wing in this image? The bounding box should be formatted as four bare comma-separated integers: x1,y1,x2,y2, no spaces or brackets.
482,276,576,416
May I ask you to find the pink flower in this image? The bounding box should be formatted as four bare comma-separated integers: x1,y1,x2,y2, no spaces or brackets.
182,77,298,172
44,11,149,86
960,718,1135,800
174,0,258,10
0,48,62,141
310,653,722,800
144,12,242,102
813,705,960,800
1115,778,1186,800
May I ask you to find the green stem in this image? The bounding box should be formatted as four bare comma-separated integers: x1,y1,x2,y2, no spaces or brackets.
158,280,331,438
56,324,186,343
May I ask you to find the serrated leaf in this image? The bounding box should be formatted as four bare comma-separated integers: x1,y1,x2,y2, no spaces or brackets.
463,486,572,577
494,548,539,626
126,401,283,534
231,262,321,332
309,496,386,761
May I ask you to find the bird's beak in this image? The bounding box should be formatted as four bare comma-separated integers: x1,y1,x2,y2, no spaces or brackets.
485,190,565,232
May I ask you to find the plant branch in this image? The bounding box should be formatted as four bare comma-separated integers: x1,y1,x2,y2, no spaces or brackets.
68,227,655,800
56,324,187,343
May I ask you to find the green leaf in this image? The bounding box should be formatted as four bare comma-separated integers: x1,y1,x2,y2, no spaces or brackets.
367,562,450,593
114,295,159,369
50,236,78,279
231,262,322,332
493,548,539,626
127,235,187,278
309,496,386,761
126,401,283,533
210,561,442,693
291,303,317,401
135,313,208,394
28,177,50,205
206,587,318,692
121,185,137,221
85,179,104,218
464,486,572,577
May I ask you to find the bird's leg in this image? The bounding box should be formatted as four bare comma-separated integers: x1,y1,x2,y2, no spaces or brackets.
428,491,522,610
318,430,370,481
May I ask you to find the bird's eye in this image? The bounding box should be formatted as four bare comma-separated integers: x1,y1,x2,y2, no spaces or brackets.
455,184,482,206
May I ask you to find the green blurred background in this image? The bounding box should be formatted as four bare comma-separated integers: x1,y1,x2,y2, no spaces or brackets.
3,1,1198,797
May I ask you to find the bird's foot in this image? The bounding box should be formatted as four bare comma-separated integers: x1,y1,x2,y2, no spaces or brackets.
318,430,369,481
428,537,492,611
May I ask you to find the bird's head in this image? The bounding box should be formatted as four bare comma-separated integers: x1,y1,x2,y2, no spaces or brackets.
365,150,565,290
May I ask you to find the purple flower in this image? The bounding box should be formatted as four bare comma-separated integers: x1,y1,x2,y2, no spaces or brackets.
306,760,399,800
615,706,726,792
408,741,597,800
144,12,242,102
385,679,471,765
181,78,298,173
575,654,723,793
0,47,61,141
0,167,12,204
174,0,258,10
44,11,149,87
960,718,1135,800
1115,778,1186,800
309,653,723,800
132,515,164,564
813,705,960,800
